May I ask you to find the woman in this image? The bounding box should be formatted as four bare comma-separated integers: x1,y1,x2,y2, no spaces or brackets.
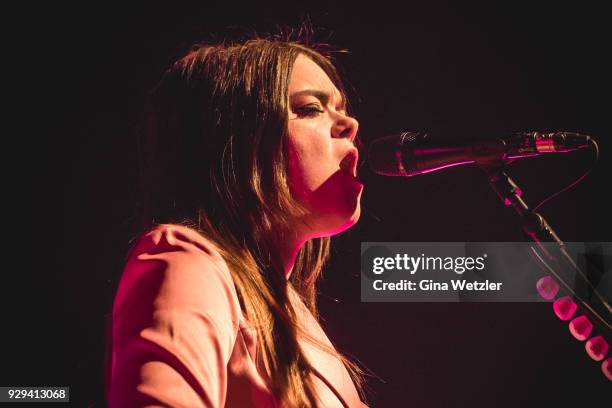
106,31,368,408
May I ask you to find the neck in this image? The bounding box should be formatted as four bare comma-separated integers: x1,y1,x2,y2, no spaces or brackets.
277,228,308,280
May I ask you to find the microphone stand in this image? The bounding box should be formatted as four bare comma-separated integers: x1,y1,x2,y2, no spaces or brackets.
479,162,611,335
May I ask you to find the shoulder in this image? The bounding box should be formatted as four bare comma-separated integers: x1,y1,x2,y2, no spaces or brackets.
132,223,226,264
113,223,242,332
109,224,244,407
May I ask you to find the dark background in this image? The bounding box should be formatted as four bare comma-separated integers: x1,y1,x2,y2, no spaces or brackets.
10,1,611,407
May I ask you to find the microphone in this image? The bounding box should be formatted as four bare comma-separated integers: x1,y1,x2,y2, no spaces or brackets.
368,131,592,176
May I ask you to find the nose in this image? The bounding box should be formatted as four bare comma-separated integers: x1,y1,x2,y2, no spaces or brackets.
332,112,359,143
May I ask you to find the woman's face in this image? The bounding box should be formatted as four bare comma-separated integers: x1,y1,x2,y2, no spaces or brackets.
286,54,363,238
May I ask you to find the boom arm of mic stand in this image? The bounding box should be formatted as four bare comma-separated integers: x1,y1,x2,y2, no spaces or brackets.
481,165,612,335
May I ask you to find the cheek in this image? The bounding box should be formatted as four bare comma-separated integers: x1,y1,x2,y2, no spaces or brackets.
286,124,335,198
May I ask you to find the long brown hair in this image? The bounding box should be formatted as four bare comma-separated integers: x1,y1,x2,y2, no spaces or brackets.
134,30,365,407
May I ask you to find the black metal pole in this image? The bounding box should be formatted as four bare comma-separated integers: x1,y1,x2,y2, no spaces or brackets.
480,164,611,335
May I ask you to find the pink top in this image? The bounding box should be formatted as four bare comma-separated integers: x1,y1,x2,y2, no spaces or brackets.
107,224,368,407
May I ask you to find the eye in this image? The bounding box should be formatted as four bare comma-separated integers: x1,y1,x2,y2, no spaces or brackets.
294,104,325,118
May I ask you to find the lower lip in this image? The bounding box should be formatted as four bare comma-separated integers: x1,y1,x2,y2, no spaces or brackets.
346,173,364,188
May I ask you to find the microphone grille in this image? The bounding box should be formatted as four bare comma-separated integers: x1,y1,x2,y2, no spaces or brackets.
399,131,420,143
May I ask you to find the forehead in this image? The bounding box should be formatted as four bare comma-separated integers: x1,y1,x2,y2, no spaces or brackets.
289,54,341,98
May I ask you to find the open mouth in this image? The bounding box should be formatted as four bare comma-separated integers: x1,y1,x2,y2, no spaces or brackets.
339,148,359,179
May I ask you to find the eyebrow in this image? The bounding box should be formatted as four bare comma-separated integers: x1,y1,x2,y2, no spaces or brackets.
289,89,347,112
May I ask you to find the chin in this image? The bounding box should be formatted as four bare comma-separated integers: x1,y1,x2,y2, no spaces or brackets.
299,184,364,238
317,203,362,238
